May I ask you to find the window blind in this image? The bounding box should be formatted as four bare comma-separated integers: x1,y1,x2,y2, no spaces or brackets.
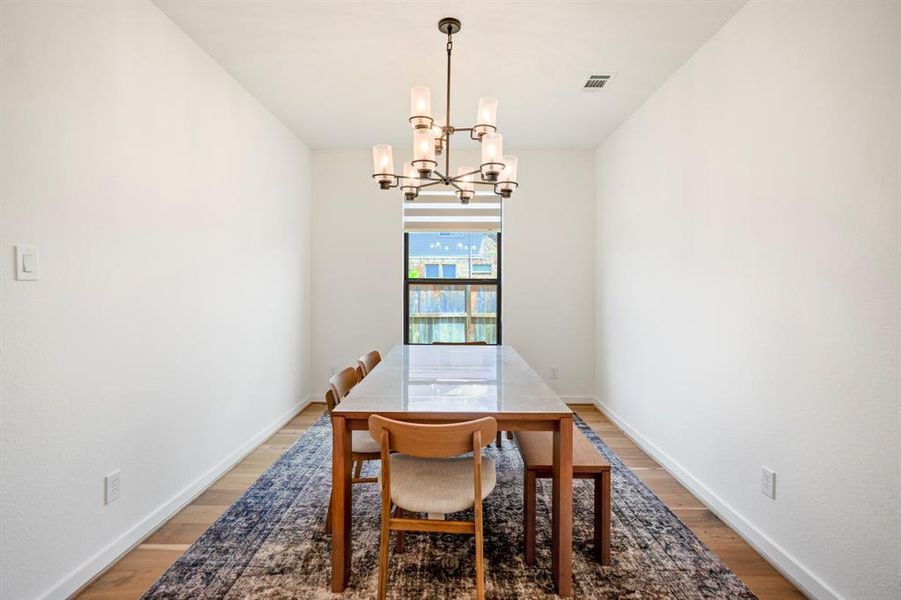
403,191,503,232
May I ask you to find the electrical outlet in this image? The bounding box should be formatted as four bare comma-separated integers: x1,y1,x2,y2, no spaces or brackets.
549,366,560,379
760,466,775,499
105,470,121,505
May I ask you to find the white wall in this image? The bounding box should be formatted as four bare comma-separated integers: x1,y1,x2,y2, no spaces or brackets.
594,2,900,599
0,2,312,599
312,149,595,399
311,150,403,394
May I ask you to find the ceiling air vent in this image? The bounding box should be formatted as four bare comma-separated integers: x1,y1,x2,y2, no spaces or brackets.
583,73,614,93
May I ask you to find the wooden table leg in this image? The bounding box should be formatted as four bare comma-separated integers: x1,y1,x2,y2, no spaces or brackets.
601,471,613,565
331,415,352,592
551,416,573,596
597,470,611,566
524,469,536,566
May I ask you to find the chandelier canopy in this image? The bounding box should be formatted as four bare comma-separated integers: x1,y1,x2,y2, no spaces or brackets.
371,17,519,205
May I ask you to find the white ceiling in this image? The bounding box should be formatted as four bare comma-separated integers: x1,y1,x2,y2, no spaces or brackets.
154,1,746,150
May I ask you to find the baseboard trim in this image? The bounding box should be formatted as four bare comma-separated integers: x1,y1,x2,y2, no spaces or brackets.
48,396,312,600
591,397,841,600
43,395,840,600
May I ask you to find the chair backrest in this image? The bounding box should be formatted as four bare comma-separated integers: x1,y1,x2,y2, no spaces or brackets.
326,367,360,413
358,350,382,378
430,341,489,345
371,416,496,547
325,388,339,412
368,415,497,458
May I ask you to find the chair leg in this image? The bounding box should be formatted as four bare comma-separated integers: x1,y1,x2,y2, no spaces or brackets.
353,459,363,481
475,515,486,600
324,489,333,534
378,511,391,600
394,507,406,553
506,430,513,440
496,431,503,448
595,471,611,565
524,470,536,565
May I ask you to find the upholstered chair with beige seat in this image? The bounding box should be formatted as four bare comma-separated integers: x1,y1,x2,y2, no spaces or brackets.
323,366,381,532
369,415,498,600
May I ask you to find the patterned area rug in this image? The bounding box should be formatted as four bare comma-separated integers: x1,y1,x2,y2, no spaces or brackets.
143,414,756,599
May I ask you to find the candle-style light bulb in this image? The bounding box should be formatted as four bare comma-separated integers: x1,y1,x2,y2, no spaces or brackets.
474,97,498,138
456,165,476,204
497,154,518,198
409,86,432,129
401,161,419,201
480,133,504,181
371,144,395,189
412,129,436,177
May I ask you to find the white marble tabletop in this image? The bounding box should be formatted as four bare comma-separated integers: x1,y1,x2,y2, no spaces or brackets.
333,345,572,416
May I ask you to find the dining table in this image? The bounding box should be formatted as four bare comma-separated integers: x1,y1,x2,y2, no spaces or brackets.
329,344,574,596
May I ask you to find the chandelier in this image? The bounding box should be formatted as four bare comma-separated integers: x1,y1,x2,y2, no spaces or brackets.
371,17,519,204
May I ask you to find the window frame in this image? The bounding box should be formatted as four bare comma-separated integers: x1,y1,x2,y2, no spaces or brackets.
403,231,502,345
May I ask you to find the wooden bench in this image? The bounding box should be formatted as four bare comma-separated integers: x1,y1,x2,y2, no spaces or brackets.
514,429,611,566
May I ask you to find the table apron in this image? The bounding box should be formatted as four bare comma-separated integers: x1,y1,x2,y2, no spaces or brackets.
337,415,566,432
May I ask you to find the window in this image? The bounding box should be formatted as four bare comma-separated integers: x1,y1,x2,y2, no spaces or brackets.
405,231,501,344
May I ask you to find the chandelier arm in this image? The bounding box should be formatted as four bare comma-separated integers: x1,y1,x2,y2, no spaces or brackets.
450,168,483,181
469,126,496,142
371,174,402,187
417,179,446,189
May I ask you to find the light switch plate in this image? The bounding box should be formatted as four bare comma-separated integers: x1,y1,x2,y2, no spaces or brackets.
15,245,38,281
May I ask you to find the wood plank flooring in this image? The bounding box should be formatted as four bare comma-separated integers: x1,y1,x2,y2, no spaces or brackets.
75,406,324,600
571,405,804,600
76,403,803,599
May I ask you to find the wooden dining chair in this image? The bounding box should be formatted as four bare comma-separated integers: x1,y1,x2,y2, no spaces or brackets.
357,350,382,378
324,367,381,533
369,415,498,600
